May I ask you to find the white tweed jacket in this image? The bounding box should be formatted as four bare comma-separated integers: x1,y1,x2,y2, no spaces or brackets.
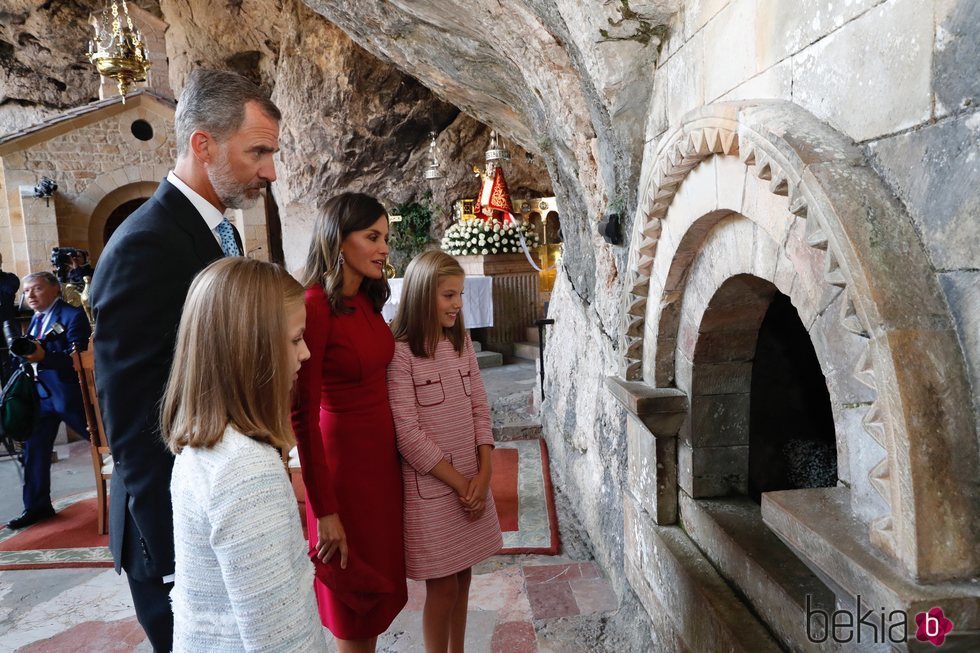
170,426,326,652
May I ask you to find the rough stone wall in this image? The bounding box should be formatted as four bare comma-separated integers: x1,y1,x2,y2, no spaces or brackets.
7,114,173,198
298,0,674,311
1,1,550,270
0,0,163,134
158,0,550,270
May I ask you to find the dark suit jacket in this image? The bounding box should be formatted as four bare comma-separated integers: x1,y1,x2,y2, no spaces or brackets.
33,299,91,417
90,178,243,579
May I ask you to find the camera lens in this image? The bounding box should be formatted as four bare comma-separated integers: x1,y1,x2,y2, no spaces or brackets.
10,337,36,357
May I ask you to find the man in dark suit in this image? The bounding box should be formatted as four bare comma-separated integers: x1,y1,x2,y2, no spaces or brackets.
5,271,91,529
0,252,20,384
90,69,280,652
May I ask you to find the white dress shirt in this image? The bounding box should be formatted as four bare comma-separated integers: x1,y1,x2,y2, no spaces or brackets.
166,171,227,248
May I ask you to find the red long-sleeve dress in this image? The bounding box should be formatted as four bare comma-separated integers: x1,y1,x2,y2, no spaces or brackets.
291,285,407,640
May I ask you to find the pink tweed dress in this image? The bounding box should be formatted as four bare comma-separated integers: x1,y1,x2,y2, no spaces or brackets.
387,335,503,580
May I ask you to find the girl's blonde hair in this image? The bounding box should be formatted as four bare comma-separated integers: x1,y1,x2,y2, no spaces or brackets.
162,257,304,453
390,250,466,358
301,192,390,315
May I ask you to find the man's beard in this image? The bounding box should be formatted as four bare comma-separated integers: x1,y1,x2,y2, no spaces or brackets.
207,149,261,210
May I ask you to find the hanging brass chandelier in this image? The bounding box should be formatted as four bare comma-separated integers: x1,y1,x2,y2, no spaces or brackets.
88,0,150,102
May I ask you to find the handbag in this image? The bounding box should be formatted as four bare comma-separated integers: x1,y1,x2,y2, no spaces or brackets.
0,363,47,443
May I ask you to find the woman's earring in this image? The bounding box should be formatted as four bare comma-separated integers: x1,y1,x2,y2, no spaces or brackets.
338,252,345,266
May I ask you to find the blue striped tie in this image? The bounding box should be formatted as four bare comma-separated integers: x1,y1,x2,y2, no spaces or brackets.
216,217,241,257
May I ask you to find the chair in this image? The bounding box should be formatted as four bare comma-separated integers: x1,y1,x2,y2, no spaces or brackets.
70,338,112,535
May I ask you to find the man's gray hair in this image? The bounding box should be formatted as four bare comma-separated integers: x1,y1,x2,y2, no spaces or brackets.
23,271,60,287
174,69,282,158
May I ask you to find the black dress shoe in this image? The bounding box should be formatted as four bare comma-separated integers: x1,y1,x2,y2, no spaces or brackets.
6,505,56,529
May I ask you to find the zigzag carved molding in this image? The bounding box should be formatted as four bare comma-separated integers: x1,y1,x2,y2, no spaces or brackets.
622,118,898,558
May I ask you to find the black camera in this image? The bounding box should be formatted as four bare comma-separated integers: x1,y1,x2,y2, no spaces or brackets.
51,247,88,283
34,176,57,199
3,320,64,358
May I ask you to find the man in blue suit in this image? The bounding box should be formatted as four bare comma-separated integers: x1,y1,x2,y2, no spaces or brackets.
6,271,91,529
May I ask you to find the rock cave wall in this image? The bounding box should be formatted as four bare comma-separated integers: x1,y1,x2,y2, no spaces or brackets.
2,0,551,271
156,0,548,268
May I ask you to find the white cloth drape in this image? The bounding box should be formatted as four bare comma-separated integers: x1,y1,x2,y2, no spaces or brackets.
383,276,494,328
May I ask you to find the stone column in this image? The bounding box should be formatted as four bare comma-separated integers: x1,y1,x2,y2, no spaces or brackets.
18,185,59,275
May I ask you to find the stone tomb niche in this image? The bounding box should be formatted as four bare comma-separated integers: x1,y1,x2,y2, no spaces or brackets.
749,292,837,500
690,274,837,502
617,101,979,652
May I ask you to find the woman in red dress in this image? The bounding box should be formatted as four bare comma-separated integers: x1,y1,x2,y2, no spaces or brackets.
291,193,407,652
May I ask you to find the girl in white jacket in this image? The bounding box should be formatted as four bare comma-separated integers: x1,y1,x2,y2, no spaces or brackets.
162,257,325,652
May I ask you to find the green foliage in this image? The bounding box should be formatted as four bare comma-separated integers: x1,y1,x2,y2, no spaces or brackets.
390,193,435,274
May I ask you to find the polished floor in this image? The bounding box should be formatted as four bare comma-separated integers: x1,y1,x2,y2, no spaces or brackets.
0,361,621,652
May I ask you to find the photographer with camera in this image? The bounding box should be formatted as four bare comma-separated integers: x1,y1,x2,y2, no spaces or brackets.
67,250,94,285
51,247,91,285
4,271,90,529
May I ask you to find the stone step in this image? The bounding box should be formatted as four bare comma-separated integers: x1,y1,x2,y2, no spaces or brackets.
493,422,543,441
679,494,842,652
625,497,783,653
472,339,482,352
513,341,539,361
763,487,980,652
476,350,503,369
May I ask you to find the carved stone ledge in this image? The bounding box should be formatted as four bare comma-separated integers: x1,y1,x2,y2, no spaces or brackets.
762,487,980,649
607,377,686,525
605,376,688,436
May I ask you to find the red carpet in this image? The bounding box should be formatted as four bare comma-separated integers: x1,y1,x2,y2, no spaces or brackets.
0,496,113,570
295,441,558,555
493,439,561,555
491,447,520,532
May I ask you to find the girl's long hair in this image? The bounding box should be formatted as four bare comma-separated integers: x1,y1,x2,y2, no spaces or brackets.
301,192,390,315
390,250,466,358
161,257,304,453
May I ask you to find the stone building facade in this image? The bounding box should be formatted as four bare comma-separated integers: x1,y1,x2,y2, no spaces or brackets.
0,91,272,277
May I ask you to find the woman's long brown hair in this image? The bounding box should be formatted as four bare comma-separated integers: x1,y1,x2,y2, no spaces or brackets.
301,192,390,315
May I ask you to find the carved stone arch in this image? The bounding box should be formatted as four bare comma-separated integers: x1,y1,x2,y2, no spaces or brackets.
622,100,978,581
74,164,165,261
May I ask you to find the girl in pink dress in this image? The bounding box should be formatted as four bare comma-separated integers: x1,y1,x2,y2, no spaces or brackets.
387,250,503,653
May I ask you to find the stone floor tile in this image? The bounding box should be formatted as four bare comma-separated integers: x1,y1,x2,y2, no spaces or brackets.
574,561,602,580
17,616,146,652
491,620,538,653
1,569,135,650
526,580,579,619
469,565,533,623
523,562,580,585
404,578,427,611
376,608,497,653
568,577,619,615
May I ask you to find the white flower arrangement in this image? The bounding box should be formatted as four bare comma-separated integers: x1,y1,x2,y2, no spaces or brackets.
440,218,540,256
